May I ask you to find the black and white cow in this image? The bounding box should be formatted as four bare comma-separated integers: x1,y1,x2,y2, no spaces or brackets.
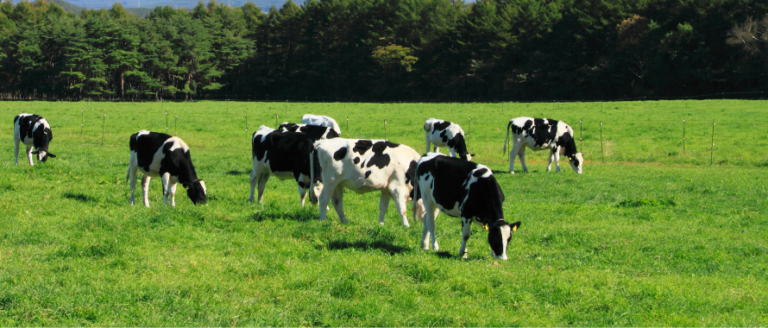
424,118,473,161
13,113,56,165
127,130,207,207
302,114,341,136
504,117,583,174
309,138,425,227
413,153,521,260
250,125,332,206
278,122,340,140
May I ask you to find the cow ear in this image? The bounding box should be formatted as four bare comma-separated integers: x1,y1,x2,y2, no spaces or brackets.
48,153,56,158
470,153,476,157
508,221,521,231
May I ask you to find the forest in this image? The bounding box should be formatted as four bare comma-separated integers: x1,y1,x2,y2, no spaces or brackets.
0,0,767,101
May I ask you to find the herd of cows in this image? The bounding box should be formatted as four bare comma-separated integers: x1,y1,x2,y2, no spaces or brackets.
13,112,584,260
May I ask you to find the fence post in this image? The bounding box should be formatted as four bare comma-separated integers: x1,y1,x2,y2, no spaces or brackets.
80,109,84,136
600,121,604,163
175,115,178,136
275,115,278,128
710,122,716,165
165,112,169,133
102,113,106,146
579,120,583,150
467,117,471,137
244,112,248,135
384,119,387,140
346,118,349,137
682,119,686,155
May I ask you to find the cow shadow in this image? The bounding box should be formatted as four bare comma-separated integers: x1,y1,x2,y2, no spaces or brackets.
226,169,250,176
324,239,410,255
63,192,96,203
252,208,314,222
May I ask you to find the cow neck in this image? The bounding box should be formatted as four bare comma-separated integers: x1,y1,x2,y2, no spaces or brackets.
176,159,199,187
562,136,578,158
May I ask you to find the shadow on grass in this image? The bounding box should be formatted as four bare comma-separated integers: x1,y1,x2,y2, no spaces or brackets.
252,208,315,222
226,169,250,176
323,239,409,255
63,192,96,202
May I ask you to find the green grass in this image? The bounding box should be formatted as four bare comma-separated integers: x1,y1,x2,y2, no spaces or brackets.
0,100,766,326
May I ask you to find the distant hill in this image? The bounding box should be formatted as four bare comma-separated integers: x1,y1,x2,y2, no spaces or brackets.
61,0,305,12
49,0,165,17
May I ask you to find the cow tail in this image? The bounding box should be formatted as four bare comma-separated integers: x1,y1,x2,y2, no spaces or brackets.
503,120,512,154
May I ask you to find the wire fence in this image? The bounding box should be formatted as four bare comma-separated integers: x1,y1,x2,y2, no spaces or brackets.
5,95,768,167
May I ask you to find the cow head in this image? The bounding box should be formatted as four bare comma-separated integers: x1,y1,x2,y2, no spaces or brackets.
185,179,207,205
487,220,521,260
569,152,583,174
31,149,56,162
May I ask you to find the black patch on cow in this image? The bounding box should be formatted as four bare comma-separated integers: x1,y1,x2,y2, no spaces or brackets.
557,129,578,158
405,160,418,186
253,131,317,184
130,131,173,172
279,122,301,132
364,170,372,179
433,120,451,132
16,114,54,158
353,157,360,164
439,130,448,143
450,133,470,160
298,125,336,140
366,141,398,169
353,140,373,155
472,167,489,177
311,147,322,183
333,147,348,161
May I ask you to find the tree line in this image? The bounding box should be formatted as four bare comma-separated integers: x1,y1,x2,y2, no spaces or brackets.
1,0,767,102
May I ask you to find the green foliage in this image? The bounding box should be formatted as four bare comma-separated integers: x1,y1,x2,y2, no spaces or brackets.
0,0,767,100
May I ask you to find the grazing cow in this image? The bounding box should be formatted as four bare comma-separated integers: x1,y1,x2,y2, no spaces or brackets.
278,122,340,140
249,125,331,206
504,117,583,174
13,113,56,165
424,118,473,161
302,114,341,136
309,138,425,227
127,130,207,207
413,153,521,260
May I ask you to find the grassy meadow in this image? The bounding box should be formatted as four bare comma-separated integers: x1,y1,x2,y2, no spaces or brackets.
0,100,767,326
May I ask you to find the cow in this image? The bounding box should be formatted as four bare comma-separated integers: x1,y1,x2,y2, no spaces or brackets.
249,125,329,206
302,114,341,136
424,118,473,161
413,153,521,260
127,130,207,207
309,138,425,227
503,117,583,174
13,113,56,165
278,122,340,140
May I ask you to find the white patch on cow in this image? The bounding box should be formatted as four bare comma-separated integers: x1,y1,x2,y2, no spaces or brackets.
167,137,190,152
136,130,150,139
424,119,470,160
199,180,207,195
418,152,443,165
302,114,341,135
492,225,511,260
254,125,275,143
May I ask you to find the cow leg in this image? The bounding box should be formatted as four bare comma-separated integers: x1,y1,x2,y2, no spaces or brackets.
509,141,522,174
459,217,472,259
169,178,178,207
378,192,390,225
317,181,336,221
257,172,270,203
248,164,258,202
518,146,529,173
392,187,410,227
421,198,439,251
26,146,34,166
299,186,307,207
449,148,457,158
128,159,138,206
331,184,349,224
554,147,562,172
547,148,555,172
14,138,19,165
141,175,151,207
161,173,171,206
434,146,439,153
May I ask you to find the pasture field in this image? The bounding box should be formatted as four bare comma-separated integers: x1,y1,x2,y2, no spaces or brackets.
1,100,767,326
